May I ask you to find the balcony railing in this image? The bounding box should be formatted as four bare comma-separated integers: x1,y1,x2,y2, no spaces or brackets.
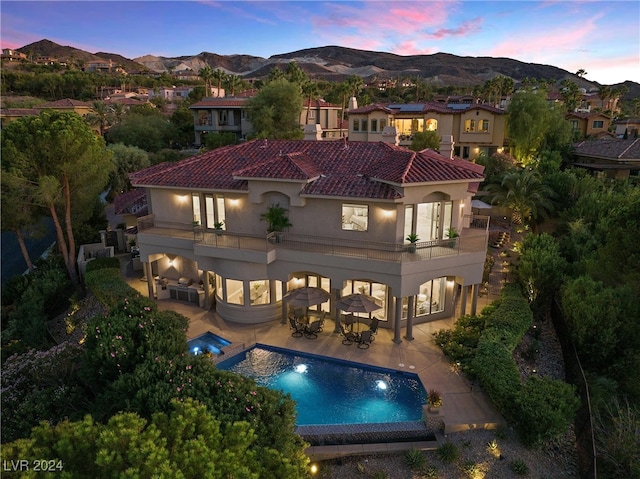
137,214,489,263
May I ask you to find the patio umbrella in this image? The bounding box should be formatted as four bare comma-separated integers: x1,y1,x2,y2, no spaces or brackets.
336,293,382,330
283,287,330,307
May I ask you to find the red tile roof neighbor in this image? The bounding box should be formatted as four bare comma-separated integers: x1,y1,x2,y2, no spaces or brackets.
131,140,484,200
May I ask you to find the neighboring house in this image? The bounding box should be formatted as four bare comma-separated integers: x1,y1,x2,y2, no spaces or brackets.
566,111,612,139
130,138,489,343
1,49,27,61
0,99,94,129
190,95,342,144
85,59,117,73
612,118,640,139
148,86,195,102
571,138,640,179
347,100,506,160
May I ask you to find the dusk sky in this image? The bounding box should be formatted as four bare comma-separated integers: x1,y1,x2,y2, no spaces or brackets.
1,1,638,85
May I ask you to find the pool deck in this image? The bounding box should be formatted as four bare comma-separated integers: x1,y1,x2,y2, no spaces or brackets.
119,255,507,459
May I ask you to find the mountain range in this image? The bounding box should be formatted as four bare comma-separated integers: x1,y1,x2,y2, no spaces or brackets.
16,39,639,97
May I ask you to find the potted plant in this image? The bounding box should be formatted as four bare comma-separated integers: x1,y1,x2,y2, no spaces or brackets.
261,204,292,243
427,389,443,413
214,221,224,235
405,233,420,253
445,227,459,248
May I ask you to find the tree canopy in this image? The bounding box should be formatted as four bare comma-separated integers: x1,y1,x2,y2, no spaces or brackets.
248,78,303,139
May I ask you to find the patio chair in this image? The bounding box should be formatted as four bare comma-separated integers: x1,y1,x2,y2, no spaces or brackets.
369,317,380,336
289,317,305,338
304,320,322,339
340,324,358,345
358,330,373,349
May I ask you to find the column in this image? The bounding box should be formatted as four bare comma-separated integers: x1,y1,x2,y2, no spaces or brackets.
460,285,468,316
405,296,415,340
281,282,288,324
332,288,341,333
393,297,403,344
145,261,154,299
471,284,479,316
203,271,211,309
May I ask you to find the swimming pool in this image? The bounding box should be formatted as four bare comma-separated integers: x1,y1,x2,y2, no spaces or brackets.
217,344,427,427
187,331,232,356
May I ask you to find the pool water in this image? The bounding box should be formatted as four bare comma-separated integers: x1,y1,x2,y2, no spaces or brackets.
187,331,232,356
217,344,427,426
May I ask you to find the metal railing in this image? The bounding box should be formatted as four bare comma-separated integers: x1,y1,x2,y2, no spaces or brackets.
138,214,489,262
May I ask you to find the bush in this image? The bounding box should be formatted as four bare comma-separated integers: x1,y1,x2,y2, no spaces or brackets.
85,268,142,310
515,376,580,447
404,448,426,469
436,442,459,464
510,459,529,476
86,256,120,273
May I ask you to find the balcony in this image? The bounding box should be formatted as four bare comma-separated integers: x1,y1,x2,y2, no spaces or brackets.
137,215,489,266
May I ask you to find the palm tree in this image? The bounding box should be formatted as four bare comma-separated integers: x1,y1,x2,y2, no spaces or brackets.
485,169,555,231
224,74,242,97
598,85,612,112
88,100,111,136
336,82,352,137
302,80,320,125
212,69,227,97
198,65,214,96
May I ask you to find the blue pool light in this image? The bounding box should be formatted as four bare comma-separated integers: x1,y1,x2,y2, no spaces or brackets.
295,364,308,373
193,346,200,355
187,331,232,356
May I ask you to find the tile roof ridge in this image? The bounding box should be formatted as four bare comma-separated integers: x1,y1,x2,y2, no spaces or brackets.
619,137,640,158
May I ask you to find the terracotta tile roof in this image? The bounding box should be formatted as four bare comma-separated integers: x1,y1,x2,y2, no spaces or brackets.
573,138,640,160
234,151,323,180
348,101,503,115
566,111,610,120
0,108,39,116
190,97,249,109
113,188,148,215
303,99,340,108
36,98,93,109
131,140,484,200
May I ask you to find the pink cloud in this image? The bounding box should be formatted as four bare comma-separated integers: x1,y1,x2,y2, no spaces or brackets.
422,17,483,40
392,40,436,56
489,13,601,60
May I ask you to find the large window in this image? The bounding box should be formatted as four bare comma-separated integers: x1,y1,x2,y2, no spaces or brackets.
204,195,226,229
342,204,368,231
342,280,387,320
352,119,360,132
249,280,270,305
480,119,490,132
408,201,452,241
593,120,604,129
402,277,446,319
371,119,378,132
192,193,201,225
226,278,243,305
464,119,476,132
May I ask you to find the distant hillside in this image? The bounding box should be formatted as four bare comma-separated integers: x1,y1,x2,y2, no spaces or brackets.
13,39,639,97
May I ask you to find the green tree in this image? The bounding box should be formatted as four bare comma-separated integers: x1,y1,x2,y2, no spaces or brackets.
224,73,244,97
507,90,554,164
475,152,517,187
284,61,307,86
559,79,582,112
105,112,175,152
1,398,301,478
198,65,214,95
106,143,150,194
212,68,227,96
485,168,555,229
517,233,567,313
409,131,440,151
302,80,320,125
248,78,303,139
1,111,113,284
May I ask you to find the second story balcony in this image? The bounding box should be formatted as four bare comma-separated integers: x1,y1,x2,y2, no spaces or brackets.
137,215,490,273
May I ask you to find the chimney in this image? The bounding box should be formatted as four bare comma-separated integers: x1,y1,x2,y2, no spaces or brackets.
440,135,454,158
303,124,322,141
348,96,358,110
381,126,399,146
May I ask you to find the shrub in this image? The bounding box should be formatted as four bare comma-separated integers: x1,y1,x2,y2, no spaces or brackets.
462,460,479,477
436,442,459,464
86,256,120,273
404,448,426,469
515,376,580,447
85,268,142,310
510,459,529,476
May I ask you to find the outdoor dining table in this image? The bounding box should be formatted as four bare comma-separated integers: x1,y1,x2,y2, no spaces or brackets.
343,314,370,333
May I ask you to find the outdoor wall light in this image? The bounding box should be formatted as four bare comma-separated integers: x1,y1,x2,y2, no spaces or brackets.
228,198,240,207
176,194,188,204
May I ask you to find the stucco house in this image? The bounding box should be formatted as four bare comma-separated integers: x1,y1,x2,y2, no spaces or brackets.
566,111,612,139
189,95,342,144
130,138,489,343
346,101,506,160
571,137,640,179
